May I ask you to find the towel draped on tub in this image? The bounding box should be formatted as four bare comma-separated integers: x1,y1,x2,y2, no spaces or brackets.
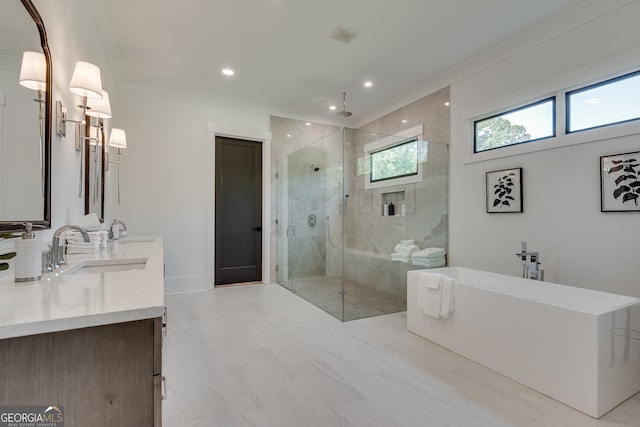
416,272,454,319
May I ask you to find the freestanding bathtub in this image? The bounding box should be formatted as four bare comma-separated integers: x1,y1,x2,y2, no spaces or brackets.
407,267,640,418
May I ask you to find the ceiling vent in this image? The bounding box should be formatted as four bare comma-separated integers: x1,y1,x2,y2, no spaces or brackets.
329,25,358,44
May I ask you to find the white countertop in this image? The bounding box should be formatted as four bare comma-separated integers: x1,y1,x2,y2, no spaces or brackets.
0,236,165,340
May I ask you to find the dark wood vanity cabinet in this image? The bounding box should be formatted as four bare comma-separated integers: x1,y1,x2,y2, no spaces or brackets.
0,317,163,427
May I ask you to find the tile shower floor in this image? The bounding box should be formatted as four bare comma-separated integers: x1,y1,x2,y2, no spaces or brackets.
163,283,640,426
286,276,407,321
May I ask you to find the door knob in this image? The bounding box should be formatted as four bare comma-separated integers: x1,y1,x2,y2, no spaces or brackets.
252,226,262,232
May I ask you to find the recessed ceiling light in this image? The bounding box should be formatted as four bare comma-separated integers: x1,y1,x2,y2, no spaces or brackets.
222,68,235,76
329,105,336,111
444,102,450,106
305,122,311,126
286,134,291,138
402,119,408,124
364,81,373,88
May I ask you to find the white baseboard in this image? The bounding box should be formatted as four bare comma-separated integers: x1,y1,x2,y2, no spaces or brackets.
164,275,212,294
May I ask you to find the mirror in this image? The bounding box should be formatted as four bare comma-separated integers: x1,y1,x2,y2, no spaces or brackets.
84,117,106,221
0,0,51,231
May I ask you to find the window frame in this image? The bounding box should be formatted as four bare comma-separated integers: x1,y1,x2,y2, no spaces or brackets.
363,125,424,190
464,65,640,165
565,69,640,134
369,138,419,183
473,97,556,153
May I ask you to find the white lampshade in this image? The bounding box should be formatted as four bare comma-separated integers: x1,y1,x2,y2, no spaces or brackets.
86,90,112,118
109,128,127,149
69,61,103,99
19,51,46,91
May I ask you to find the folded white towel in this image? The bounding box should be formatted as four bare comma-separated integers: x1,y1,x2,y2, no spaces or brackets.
65,230,109,250
412,247,446,259
66,246,100,254
79,213,101,230
440,276,455,318
400,239,415,245
417,272,454,319
393,244,420,255
417,273,444,318
412,257,446,268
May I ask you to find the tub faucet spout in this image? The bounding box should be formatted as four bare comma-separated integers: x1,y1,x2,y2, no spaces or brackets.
516,241,544,281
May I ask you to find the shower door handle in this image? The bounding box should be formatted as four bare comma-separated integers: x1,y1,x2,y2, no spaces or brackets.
286,225,295,238
252,226,262,232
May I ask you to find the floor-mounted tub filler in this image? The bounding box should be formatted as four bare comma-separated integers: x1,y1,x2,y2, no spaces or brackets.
407,267,640,418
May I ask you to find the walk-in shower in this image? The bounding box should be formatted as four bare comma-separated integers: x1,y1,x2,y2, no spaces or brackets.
275,125,449,321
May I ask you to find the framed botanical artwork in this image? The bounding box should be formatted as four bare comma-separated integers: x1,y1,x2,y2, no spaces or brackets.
486,168,523,213
600,151,640,212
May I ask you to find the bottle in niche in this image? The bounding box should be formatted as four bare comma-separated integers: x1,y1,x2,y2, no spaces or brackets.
388,202,395,216
383,202,389,216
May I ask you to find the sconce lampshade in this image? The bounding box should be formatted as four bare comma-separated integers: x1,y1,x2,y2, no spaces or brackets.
19,51,47,91
69,61,103,99
109,128,127,149
86,90,112,118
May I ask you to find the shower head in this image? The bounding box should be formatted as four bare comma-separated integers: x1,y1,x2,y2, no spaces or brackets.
336,92,352,117
311,164,320,172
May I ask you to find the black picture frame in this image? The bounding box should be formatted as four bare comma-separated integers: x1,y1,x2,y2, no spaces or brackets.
486,168,523,213
600,151,640,212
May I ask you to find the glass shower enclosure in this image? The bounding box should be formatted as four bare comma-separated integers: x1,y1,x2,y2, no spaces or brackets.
276,127,448,322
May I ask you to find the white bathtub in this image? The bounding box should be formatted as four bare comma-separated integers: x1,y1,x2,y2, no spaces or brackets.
407,267,640,418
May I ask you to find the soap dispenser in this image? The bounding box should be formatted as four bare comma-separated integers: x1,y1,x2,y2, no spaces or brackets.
14,223,42,282
388,201,395,216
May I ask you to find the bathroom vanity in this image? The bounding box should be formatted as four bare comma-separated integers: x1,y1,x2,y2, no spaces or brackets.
0,237,165,426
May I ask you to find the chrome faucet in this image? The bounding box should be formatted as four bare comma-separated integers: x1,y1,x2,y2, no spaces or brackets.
50,225,90,269
110,219,127,240
516,241,544,281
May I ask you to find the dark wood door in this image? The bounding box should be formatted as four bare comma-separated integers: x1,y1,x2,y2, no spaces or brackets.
215,137,262,285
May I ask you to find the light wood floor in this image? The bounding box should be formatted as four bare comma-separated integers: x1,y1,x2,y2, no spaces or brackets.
163,283,640,426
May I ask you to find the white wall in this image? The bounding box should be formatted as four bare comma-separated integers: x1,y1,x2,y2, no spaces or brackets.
113,89,270,293
449,1,640,296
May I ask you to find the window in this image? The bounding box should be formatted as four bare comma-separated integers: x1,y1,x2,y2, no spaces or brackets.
474,98,555,153
370,139,418,182
566,70,640,133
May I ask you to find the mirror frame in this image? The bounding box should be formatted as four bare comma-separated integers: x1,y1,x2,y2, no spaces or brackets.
0,0,52,232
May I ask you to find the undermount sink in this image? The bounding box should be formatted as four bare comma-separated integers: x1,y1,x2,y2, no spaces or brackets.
116,237,155,244
66,257,148,275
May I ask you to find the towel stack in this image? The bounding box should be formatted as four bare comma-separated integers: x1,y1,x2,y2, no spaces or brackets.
391,240,420,263
79,212,101,231
65,230,109,254
417,272,454,319
412,247,446,268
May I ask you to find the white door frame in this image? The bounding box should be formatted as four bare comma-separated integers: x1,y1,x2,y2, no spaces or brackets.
207,123,272,288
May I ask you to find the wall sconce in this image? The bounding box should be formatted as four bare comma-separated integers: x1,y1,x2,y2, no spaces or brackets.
19,51,47,195
69,61,103,102
19,51,47,92
109,128,127,204
56,60,103,138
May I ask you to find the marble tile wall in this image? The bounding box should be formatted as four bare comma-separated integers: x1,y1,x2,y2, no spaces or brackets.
344,87,450,257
